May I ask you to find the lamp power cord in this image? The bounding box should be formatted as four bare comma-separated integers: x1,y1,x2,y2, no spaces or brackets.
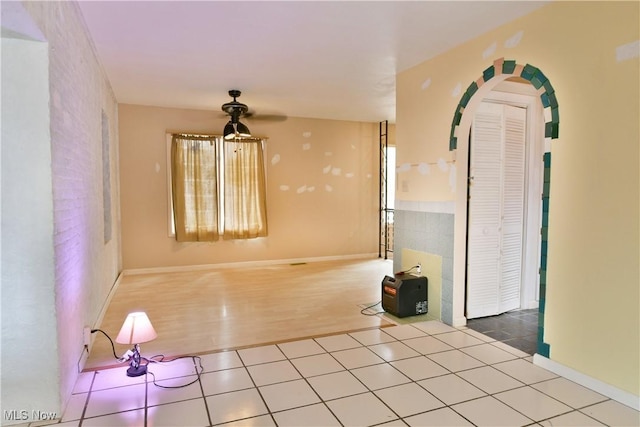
89,329,204,389
360,300,384,316
91,329,129,363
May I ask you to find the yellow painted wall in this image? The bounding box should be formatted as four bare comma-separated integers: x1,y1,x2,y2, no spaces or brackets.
118,104,380,269
397,2,639,396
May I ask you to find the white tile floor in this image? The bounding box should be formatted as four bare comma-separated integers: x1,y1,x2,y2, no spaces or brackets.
49,321,639,426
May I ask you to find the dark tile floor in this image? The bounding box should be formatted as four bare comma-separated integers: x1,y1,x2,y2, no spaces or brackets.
466,308,539,355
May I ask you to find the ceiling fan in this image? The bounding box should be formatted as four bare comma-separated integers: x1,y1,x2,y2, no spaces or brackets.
220,90,286,140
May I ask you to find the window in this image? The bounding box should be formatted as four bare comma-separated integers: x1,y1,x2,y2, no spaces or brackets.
386,145,396,211
168,134,268,241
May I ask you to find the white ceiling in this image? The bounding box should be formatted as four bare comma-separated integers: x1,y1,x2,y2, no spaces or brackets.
78,1,548,123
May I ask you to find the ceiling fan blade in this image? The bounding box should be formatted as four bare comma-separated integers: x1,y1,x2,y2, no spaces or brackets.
244,111,288,122
218,90,287,123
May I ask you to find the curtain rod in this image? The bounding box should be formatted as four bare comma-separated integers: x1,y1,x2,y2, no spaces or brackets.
171,132,268,142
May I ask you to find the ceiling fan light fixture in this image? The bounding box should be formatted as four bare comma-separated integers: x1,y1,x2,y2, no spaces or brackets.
236,121,251,137
223,120,251,140
223,121,235,139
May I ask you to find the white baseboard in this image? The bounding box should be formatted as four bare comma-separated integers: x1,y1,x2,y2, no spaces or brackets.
94,271,124,328
533,354,640,411
123,253,383,276
79,272,124,372
452,316,467,327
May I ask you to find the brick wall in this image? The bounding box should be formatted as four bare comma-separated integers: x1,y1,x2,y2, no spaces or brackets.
4,1,121,420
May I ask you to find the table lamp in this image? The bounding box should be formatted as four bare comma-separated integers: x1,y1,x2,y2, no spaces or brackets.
115,311,157,377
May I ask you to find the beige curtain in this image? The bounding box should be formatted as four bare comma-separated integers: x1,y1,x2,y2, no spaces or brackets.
222,139,268,239
171,135,219,241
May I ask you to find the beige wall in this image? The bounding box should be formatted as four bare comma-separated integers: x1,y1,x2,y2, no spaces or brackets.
119,104,380,270
396,2,639,397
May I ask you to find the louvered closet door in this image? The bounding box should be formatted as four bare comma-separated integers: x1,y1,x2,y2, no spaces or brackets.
467,101,526,319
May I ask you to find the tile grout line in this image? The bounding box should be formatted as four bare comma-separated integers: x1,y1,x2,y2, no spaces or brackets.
143,372,148,427
238,349,279,427
191,356,213,427
76,370,97,426
286,338,362,425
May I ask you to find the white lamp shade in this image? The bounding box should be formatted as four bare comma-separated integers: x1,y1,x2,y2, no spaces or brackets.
115,311,158,345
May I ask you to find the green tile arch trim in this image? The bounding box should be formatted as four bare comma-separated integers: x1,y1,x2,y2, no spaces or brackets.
541,92,550,108
447,59,558,358
502,60,517,74
538,341,550,358
530,69,549,90
520,63,538,82
460,91,471,109
538,151,553,357
483,65,496,82
449,59,559,151
545,122,559,138
547,92,559,109
453,110,463,127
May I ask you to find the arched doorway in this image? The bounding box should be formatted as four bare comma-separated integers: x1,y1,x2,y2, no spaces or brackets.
448,58,559,357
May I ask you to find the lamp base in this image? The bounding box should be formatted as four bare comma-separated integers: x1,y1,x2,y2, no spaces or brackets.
126,365,147,377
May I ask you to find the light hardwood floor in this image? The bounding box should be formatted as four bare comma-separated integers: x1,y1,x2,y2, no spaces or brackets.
86,258,396,370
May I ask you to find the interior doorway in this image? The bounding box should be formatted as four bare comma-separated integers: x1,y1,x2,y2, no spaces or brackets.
465,80,545,320
450,59,559,356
